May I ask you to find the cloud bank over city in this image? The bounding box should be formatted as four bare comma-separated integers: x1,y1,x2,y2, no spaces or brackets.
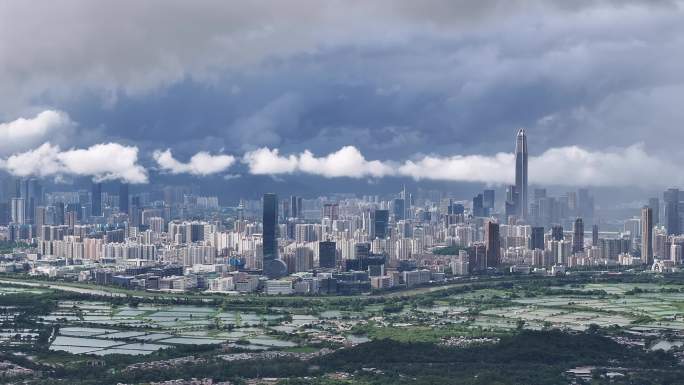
240,144,682,187
0,113,678,187
1,1,683,190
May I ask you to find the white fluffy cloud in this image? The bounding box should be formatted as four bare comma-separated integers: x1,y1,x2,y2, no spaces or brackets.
1,142,148,183
153,149,236,175
243,148,299,175
241,144,682,187
1,143,64,178
299,146,395,178
243,146,395,178
1,141,678,188
529,144,680,187
0,110,76,155
399,153,515,184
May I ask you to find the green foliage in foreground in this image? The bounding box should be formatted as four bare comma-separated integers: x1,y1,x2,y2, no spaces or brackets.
351,321,509,343
24,329,681,385
315,330,680,385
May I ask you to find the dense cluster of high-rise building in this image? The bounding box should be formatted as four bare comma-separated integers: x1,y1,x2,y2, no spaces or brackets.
0,130,681,294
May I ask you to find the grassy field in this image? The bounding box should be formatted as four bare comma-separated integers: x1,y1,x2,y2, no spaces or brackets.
348,279,684,342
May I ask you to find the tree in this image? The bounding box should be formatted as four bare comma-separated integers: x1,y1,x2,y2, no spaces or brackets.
587,324,601,335
516,320,526,330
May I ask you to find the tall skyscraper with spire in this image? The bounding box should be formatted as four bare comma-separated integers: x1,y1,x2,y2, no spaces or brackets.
515,128,528,219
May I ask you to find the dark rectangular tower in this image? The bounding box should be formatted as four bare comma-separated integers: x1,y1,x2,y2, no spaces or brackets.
91,182,102,217
664,188,680,235
371,209,389,239
648,197,659,226
262,193,278,260
530,226,544,250
119,183,129,214
483,189,495,212
319,241,337,268
572,217,584,254
485,221,500,268
641,206,653,264
473,194,484,217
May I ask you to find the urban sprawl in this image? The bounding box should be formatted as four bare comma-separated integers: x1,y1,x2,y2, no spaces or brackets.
0,129,679,297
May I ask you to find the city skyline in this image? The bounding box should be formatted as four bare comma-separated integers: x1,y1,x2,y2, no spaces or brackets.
0,128,678,218
3,126,682,288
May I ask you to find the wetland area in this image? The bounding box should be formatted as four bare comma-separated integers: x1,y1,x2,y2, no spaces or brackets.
3,273,684,384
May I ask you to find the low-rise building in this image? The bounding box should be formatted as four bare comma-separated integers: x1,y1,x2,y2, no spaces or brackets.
265,279,294,295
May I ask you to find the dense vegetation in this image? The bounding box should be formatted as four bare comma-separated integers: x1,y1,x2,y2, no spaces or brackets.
25,330,683,385
316,330,680,385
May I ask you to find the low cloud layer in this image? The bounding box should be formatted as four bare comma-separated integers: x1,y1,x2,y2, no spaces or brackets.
0,141,678,188
0,142,147,183
243,146,394,178
241,144,681,187
529,145,678,187
153,149,236,176
399,153,514,184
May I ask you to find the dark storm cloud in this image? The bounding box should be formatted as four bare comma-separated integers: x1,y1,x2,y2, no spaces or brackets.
1,0,683,172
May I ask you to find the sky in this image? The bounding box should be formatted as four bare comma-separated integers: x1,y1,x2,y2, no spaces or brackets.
1,0,683,194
